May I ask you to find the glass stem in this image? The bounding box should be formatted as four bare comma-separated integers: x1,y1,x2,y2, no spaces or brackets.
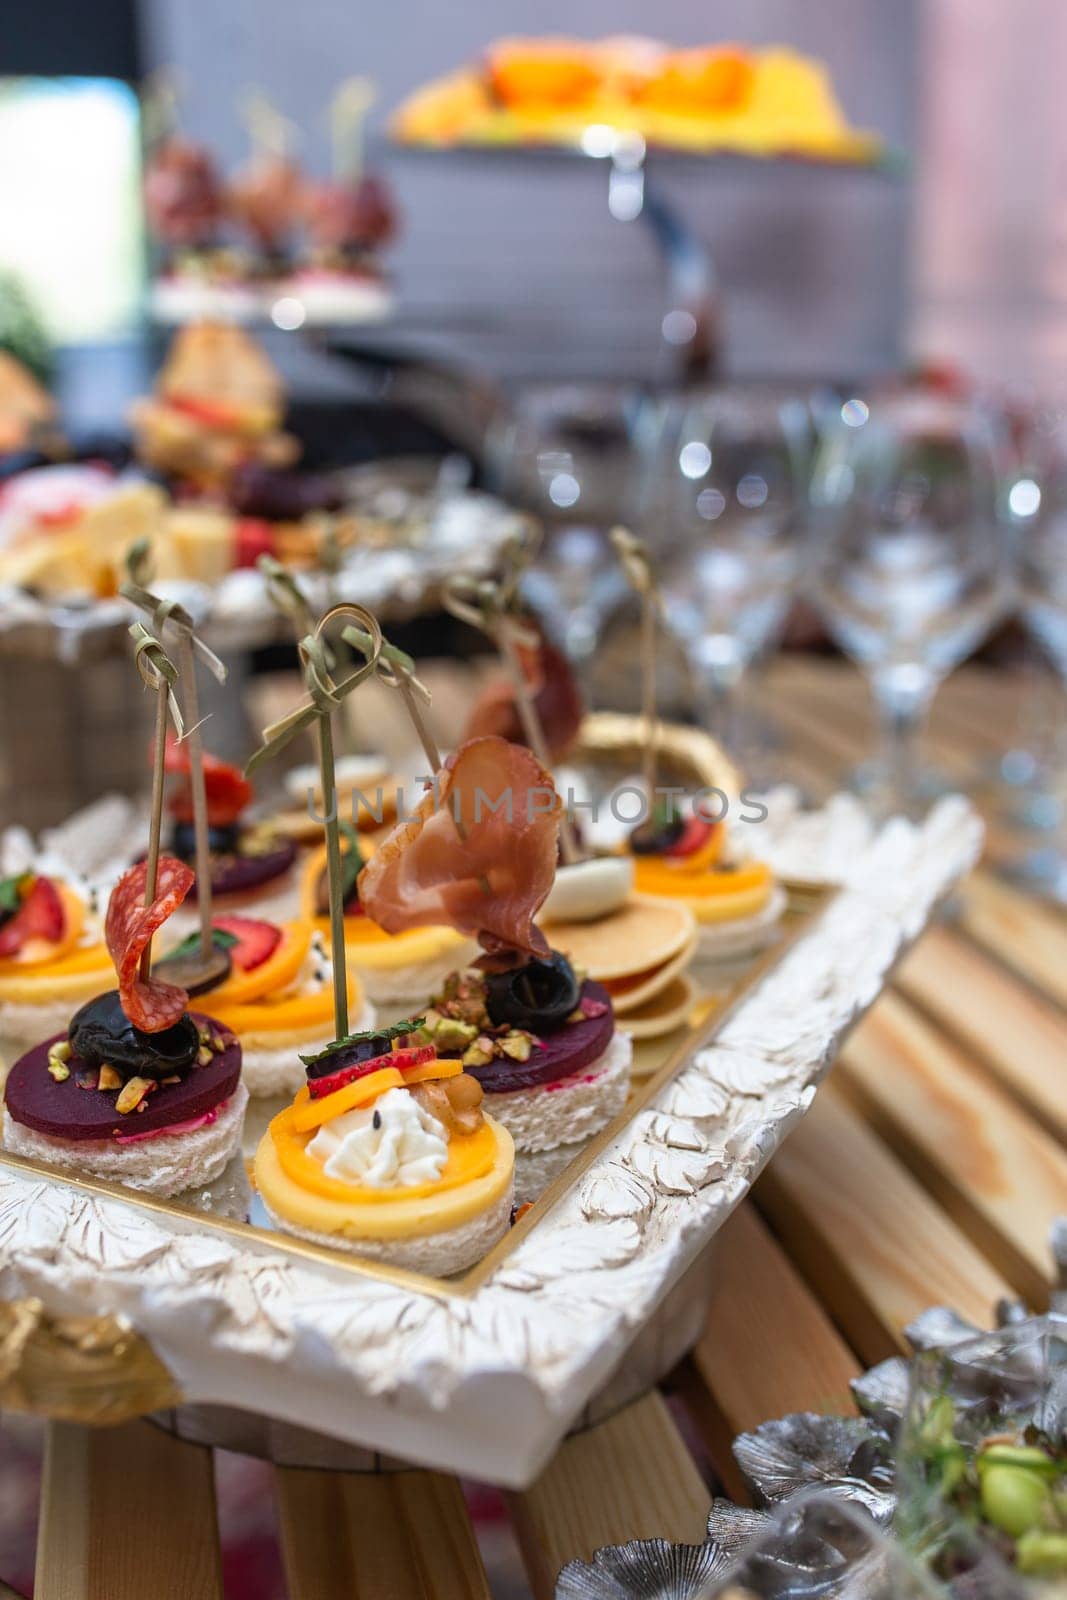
694,658,743,751
871,665,936,819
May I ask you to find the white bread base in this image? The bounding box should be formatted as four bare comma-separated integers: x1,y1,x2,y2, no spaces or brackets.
0,998,79,1051
2,1083,248,1198
694,886,787,962
486,1030,632,1155
241,1003,376,1097
260,1180,513,1276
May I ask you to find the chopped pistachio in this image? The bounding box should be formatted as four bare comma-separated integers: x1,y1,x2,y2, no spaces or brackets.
161,1074,181,1086
500,1031,533,1063
97,1064,122,1091
462,1038,494,1068
115,1076,152,1115
46,1043,71,1083
196,1046,214,1068
210,1032,226,1054
566,1007,585,1025
431,1016,478,1051
197,1026,212,1046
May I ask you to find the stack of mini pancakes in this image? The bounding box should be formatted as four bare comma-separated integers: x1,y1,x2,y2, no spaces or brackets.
539,889,698,1055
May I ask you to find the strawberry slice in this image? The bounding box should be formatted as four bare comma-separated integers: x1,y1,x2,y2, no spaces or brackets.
211,915,282,972
233,518,276,570
307,1044,436,1101
0,876,65,957
664,816,718,859
165,737,254,826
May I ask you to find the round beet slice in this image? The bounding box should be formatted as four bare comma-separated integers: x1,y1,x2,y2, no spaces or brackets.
187,838,297,901
5,1012,241,1141
464,981,616,1094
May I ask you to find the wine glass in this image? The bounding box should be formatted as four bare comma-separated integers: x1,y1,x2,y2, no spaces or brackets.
1009,418,1067,898
633,384,810,753
808,391,1011,819
488,384,637,691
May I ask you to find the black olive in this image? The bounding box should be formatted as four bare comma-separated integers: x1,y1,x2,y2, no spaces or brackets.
304,1032,397,1081
171,819,242,861
630,813,686,856
68,990,200,1079
484,952,580,1032
152,941,232,996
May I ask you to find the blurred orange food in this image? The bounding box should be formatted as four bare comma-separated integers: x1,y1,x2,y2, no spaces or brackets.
636,47,757,116
486,38,603,109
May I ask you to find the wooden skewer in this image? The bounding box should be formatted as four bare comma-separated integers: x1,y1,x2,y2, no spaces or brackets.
443,563,581,865
140,678,170,985
176,632,214,961
495,620,581,865
316,703,349,1038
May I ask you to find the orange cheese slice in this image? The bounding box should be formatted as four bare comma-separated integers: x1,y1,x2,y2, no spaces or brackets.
291,1055,463,1132
291,1066,404,1131
269,1104,498,1204
0,883,87,970
633,855,771,903
202,920,310,1007
254,1115,514,1241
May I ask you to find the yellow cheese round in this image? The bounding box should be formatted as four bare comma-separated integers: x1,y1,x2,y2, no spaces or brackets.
254,1114,514,1240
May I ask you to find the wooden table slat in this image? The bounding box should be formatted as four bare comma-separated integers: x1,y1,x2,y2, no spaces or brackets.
894,927,1067,1147
35,1420,223,1600
954,871,1067,1010
756,1083,1012,1362
677,1204,860,1500
274,1466,491,1600
843,994,1066,1307
508,1392,709,1600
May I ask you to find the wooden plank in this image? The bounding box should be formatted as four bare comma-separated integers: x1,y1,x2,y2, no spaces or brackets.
756,1082,1012,1363
508,1392,709,1600
35,1421,222,1600
274,1467,490,1600
894,926,1067,1145
676,1204,860,1500
957,871,1067,1009
842,994,1066,1307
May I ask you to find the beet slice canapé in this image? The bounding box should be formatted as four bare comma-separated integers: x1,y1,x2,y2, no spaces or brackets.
462,980,615,1094
187,838,297,901
5,1013,241,1141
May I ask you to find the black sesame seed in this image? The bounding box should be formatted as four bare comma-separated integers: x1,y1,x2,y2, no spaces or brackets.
372,1109,381,1130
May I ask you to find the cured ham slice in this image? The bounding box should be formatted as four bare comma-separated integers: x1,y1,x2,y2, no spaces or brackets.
358,736,559,957
105,856,195,1032
164,735,253,825
463,631,583,761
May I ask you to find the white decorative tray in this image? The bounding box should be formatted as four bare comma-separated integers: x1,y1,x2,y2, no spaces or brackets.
0,795,981,1487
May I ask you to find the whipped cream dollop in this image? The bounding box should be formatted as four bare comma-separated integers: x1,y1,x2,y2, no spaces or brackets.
307,1087,448,1188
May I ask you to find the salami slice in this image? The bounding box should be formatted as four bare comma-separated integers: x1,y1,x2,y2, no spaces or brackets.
105,856,195,1032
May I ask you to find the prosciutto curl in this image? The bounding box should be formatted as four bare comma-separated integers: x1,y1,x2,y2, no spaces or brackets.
463,629,583,762
358,736,560,959
105,856,195,1032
